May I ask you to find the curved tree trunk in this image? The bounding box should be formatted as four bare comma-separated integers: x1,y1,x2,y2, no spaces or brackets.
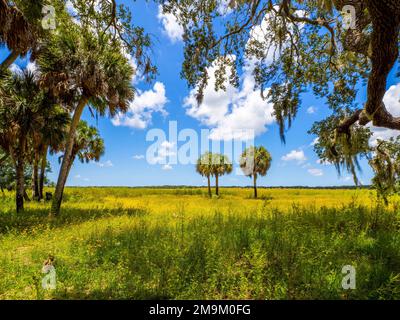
253,174,258,199
39,146,48,201
207,175,211,197
215,175,219,196
0,50,20,71
50,96,88,216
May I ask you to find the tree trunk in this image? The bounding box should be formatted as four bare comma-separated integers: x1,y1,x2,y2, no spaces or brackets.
0,50,20,71
215,175,219,196
23,190,30,202
39,146,48,201
253,174,258,199
207,175,211,198
15,143,25,213
50,96,88,216
32,151,40,201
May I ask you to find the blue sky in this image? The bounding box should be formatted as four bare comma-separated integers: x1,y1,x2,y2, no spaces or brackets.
3,1,400,187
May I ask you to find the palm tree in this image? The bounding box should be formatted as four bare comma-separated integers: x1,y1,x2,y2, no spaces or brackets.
0,69,47,211
240,146,272,198
0,0,45,70
62,120,105,180
211,153,233,196
196,152,213,197
32,105,70,200
37,24,135,216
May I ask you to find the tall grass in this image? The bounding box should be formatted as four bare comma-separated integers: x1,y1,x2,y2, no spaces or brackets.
0,188,399,299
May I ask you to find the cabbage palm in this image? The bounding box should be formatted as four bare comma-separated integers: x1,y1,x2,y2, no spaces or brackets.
62,120,105,180
0,69,47,211
196,152,213,197
0,0,49,70
32,105,70,200
37,24,134,215
211,154,233,196
240,146,272,198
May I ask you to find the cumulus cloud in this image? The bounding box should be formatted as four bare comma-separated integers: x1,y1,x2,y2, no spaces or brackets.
368,83,400,146
97,160,113,168
112,82,168,129
157,5,184,43
183,9,307,141
184,58,275,141
281,150,307,163
308,168,323,177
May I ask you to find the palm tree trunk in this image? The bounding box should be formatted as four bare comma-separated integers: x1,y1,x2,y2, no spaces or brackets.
23,190,30,202
39,146,48,201
215,175,219,196
0,50,20,71
32,151,40,201
253,174,258,198
15,139,26,213
207,175,211,197
51,96,88,216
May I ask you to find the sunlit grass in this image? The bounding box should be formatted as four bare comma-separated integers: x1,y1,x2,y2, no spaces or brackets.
0,187,399,299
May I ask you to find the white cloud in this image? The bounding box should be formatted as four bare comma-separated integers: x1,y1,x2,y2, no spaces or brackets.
157,5,184,43
133,155,145,160
307,106,317,114
281,150,307,163
308,168,323,177
112,82,168,129
310,137,319,146
74,174,81,179
369,83,400,145
162,164,173,171
184,58,275,141
97,160,113,168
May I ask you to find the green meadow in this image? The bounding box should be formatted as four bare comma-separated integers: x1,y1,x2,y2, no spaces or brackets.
1,187,400,300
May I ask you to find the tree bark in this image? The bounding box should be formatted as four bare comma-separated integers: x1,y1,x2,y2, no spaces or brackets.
50,96,88,216
23,190,30,202
39,146,48,201
215,175,219,196
0,50,20,71
207,175,211,197
32,151,40,201
253,174,258,199
15,138,26,213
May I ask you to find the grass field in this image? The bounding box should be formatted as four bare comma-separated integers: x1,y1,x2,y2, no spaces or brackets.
1,187,400,300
